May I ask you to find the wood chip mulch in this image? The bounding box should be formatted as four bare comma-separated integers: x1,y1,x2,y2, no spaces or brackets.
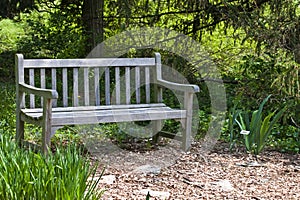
91,141,300,200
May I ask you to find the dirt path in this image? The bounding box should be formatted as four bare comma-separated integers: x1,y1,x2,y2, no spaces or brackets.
92,141,300,199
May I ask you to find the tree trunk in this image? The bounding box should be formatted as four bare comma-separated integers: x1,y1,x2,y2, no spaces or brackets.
82,0,104,54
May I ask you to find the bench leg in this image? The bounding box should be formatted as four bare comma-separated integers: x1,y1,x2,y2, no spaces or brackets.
151,120,163,144
182,92,194,151
182,116,192,151
16,91,25,146
42,127,52,155
16,114,24,146
42,99,53,155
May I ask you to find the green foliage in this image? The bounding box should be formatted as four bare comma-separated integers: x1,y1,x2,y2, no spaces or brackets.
235,95,287,156
0,134,103,199
18,8,86,59
269,125,300,153
226,101,242,150
146,191,150,200
0,19,26,78
0,19,25,52
195,110,211,140
0,84,16,135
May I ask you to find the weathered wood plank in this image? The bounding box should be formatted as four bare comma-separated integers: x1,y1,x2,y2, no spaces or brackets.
42,98,53,154
20,112,42,126
22,107,186,126
19,83,58,99
105,67,110,105
22,103,167,113
23,106,178,118
29,69,35,108
94,68,100,106
135,67,140,104
115,67,120,105
157,79,200,93
73,68,79,106
40,68,45,106
155,53,162,80
62,68,68,107
182,92,194,151
84,68,89,106
125,67,130,104
51,69,57,107
145,66,150,103
23,58,155,68
15,54,25,145
51,108,186,126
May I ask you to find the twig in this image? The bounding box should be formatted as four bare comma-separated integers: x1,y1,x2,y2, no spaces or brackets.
182,177,204,188
291,117,300,128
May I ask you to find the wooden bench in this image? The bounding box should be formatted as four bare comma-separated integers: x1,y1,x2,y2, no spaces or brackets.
15,53,199,153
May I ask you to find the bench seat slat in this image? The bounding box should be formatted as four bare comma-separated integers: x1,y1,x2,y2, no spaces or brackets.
22,103,167,113
21,104,186,126
52,109,185,125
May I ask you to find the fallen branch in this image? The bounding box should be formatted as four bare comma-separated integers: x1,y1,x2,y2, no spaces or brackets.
182,177,204,188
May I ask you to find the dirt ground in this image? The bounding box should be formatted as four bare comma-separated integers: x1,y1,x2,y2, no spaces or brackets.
89,140,300,199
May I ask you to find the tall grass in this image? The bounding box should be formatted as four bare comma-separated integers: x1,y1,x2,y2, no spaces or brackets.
0,133,104,199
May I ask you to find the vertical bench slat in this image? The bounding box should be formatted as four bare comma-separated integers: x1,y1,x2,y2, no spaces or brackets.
62,68,68,107
73,68,79,106
135,67,141,104
94,68,100,106
84,68,89,106
125,67,130,104
29,69,35,108
115,67,120,105
155,53,163,103
51,69,57,107
105,67,110,105
145,66,150,103
40,68,45,106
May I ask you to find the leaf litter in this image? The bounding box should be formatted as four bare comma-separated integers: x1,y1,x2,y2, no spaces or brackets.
90,141,300,199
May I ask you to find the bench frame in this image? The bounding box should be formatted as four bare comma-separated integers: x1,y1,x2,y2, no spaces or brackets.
15,53,199,153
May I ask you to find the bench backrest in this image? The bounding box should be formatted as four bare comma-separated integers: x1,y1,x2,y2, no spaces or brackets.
16,53,163,108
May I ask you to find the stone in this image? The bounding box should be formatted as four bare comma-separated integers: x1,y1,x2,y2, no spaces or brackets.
99,175,116,185
132,165,161,175
213,180,234,191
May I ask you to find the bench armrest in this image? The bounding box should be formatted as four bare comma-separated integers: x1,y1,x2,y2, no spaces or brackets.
157,79,200,93
19,83,58,99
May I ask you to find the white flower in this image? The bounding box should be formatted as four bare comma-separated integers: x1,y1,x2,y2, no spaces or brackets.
240,130,250,135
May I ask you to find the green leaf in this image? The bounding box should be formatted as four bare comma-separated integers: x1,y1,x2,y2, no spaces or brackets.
260,112,274,144
251,95,271,133
258,106,287,153
146,191,151,200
